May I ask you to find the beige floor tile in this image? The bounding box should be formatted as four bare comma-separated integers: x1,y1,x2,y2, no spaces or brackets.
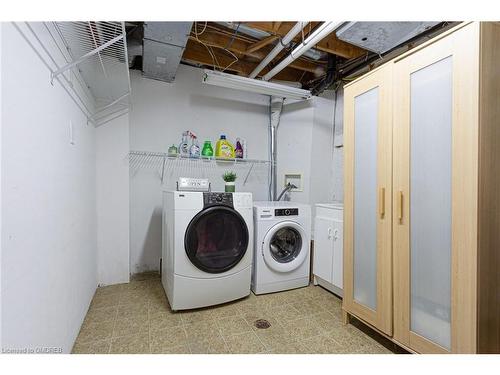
265,303,304,322
184,320,221,343
150,326,189,353
113,317,149,338
310,311,344,333
74,272,397,355
117,303,149,321
91,293,121,309
149,297,172,316
180,308,217,325
76,320,114,343
211,303,244,319
289,298,326,316
72,339,111,354
110,333,150,354
95,284,126,297
119,291,150,306
281,316,322,341
150,313,183,331
217,316,252,337
224,331,266,354
300,334,345,354
189,335,230,354
83,306,118,324
254,324,298,350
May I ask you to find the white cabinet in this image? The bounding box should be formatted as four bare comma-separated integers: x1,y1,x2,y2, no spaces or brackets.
313,203,343,297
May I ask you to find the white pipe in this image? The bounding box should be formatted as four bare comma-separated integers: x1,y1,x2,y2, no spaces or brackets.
262,21,343,81
249,22,308,79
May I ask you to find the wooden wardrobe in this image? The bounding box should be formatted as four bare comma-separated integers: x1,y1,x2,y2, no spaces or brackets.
342,22,500,354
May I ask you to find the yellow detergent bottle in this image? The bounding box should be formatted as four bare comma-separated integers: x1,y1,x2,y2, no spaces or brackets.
215,135,235,158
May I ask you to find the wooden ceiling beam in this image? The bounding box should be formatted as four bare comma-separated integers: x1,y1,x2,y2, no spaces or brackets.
182,39,306,83
243,21,366,59
246,35,279,54
187,30,323,75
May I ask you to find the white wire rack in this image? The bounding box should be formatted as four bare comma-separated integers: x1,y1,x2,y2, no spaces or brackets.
129,151,272,187
14,22,131,126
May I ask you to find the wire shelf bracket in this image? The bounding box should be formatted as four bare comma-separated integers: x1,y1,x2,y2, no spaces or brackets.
13,21,132,127
50,33,124,84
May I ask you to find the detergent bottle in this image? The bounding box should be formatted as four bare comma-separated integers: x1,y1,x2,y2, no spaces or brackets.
189,132,200,158
178,131,190,157
215,135,235,159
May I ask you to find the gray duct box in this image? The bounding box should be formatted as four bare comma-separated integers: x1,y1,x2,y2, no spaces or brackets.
336,22,440,54
142,22,192,82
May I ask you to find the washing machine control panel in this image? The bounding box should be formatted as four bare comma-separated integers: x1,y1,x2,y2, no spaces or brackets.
275,208,299,216
204,192,234,208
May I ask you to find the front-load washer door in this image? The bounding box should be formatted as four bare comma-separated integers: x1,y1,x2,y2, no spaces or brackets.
184,206,249,274
262,221,308,273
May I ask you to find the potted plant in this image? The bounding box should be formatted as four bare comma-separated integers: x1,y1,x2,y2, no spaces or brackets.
222,171,237,192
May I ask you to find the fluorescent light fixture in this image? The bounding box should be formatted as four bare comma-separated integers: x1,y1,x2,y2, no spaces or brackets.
202,70,312,100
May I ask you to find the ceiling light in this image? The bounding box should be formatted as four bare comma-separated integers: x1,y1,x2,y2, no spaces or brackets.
202,70,312,100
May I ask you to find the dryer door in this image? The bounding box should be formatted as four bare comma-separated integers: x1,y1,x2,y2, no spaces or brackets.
262,221,308,273
184,206,249,273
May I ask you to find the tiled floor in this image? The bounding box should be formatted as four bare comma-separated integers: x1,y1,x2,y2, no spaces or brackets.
72,272,400,354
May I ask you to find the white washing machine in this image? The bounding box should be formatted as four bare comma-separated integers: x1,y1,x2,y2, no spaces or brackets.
162,190,253,310
252,201,311,294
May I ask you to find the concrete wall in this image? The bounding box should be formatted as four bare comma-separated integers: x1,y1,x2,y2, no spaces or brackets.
1,23,97,353
96,114,130,286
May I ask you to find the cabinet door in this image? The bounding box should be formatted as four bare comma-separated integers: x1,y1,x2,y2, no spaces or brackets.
344,63,393,335
392,23,479,353
331,219,343,290
313,216,334,283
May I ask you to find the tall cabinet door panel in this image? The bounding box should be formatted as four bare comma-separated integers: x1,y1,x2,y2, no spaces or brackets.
392,23,479,353
343,64,393,335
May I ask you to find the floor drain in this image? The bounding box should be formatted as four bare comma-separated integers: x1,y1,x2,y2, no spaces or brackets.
254,319,271,329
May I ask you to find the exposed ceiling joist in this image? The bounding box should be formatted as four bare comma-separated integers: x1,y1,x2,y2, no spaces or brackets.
187,28,324,75
245,35,279,54
182,39,311,82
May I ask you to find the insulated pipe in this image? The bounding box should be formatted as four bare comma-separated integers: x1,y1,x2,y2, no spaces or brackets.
262,21,344,81
249,22,308,79
269,96,284,201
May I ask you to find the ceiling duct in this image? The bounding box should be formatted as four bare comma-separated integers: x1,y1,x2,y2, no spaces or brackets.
142,22,192,82
336,22,440,54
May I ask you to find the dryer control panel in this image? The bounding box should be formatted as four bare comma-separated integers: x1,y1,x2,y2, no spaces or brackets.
203,192,234,208
275,208,299,217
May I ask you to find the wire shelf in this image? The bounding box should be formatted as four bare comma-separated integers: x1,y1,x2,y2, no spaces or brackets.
129,151,272,187
14,22,131,126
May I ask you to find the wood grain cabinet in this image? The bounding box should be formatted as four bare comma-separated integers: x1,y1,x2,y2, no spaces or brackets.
342,22,500,354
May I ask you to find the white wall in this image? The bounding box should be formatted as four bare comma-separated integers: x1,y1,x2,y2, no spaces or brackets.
128,66,342,273
276,99,315,204
1,23,97,353
96,115,130,286
129,66,270,273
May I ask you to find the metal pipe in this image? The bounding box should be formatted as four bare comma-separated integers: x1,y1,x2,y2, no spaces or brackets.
262,21,343,81
249,22,308,79
269,96,284,200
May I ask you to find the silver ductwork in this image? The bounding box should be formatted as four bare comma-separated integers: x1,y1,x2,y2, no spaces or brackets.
336,22,440,54
142,22,192,82
269,96,284,201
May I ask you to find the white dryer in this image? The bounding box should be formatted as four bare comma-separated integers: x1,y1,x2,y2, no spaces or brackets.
252,201,311,294
162,190,253,310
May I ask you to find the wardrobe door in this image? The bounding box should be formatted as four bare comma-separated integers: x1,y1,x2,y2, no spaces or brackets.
343,64,393,335
392,23,479,353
